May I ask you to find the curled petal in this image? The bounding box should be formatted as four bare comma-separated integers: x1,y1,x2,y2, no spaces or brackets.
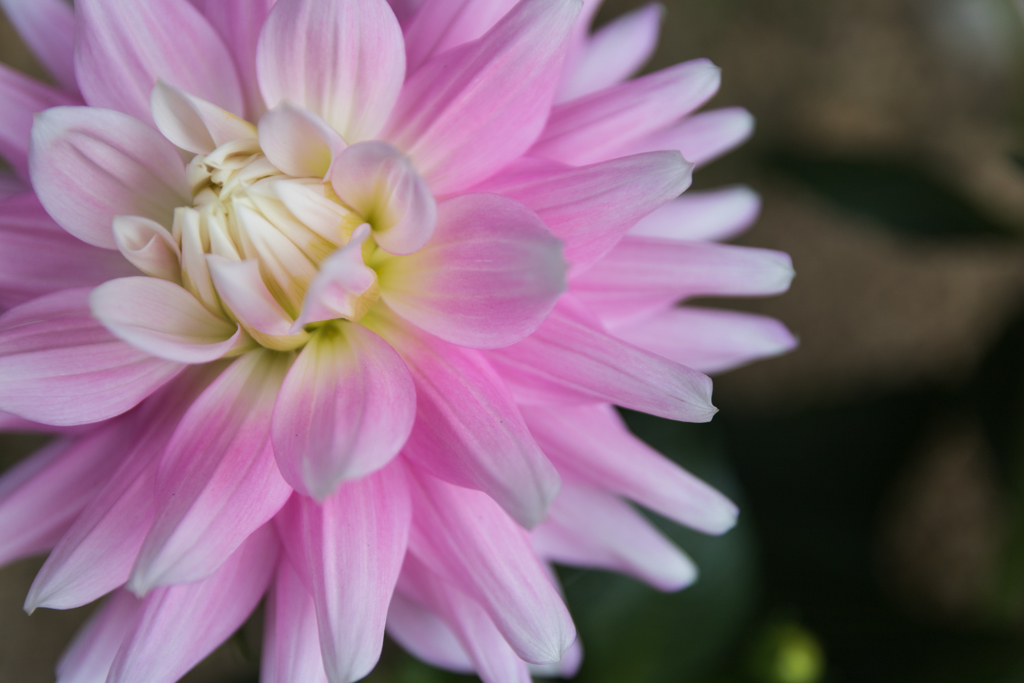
330,141,436,255
292,225,378,330
112,215,182,284
378,194,565,349
151,81,256,155
258,103,347,179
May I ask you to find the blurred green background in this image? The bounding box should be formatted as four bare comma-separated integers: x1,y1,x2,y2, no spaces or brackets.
5,0,1024,681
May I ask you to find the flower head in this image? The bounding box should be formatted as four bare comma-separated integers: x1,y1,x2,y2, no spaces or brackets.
0,0,795,681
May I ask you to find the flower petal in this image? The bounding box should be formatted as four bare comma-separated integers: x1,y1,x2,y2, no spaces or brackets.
610,306,798,374
532,478,697,591
406,470,576,665
56,590,141,683
0,63,77,181
272,323,415,500
108,524,278,683
262,558,330,683
471,152,690,270
386,589,474,674
557,2,663,102
628,185,761,242
521,403,739,534
366,311,560,529
486,298,717,422
532,59,721,166
384,0,580,195
90,277,242,364
292,225,378,329
402,0,518,74
0,288,183,426
330,141,436,255
112,215,182,284
30,106,190,249
258,102,347,179
0,0,78,92
150,81,256,155
378,194,566,349
276,461,411,683
75,0,244,123
128,350,292,593
199,0,276,119
256,0,405,142
631,107,755,167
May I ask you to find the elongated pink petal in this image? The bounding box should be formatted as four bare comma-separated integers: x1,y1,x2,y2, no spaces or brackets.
378,194,565,349
258,102,347,179
276,461,411,683
471,152,690,270
30,106,190,249
521,403,738,534
532,479,697,591
384,0,580,195
628,186,761,242
90,277,242,363
108,524,278,683
631,107,755,167
25,368,220,611
0,0,77,92
330,141,436,255
199,0,275,119
557,3,662,102
56,590,141,683
610,306,798,374
256,0,405,142
272,323,415,500
367,311,560,529
570,237,795,325
386,589,474,674
486,298,717,422
0,63,77,180
397,555,532,683
0,194,137,310
129,350,292,593
75,0,244,124
262,558,330,683
0,288,183,426
532,59,721,166
150,81,256,155
402,0,518,74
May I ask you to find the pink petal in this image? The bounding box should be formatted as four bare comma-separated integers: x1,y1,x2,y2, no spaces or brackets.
0,0,78,92
532,479,697,591
0,63,77,181
90,277,242,364
25,368,220,611
397,555,532,683
486,298,717,423
378,194,566,349
0,193,138,310
262,558,329,683
272,322,415,500
521,403,738,534
112,215,182,284
532,59,721,166
471,152,690,270
0,172,24,200
628,185,761,242
199,0,276,119
330,141,436,255
75,0,244,124
631,107,755,167
276,461,411,683
129,350,292,593
0,422,129,566
610,306,798,375
292,225,378,329
56,590,141,683
570,237,795,325
0,288,183,426
367,311,560,529
30,106,190,249
386,589,474,674
406,470,576,665
384,0,580,195
150,81,257,154
258,102,347,179
387,0,422,25
108,524,278,683
402,0,518,74
557,3,663,102
256,0,405,142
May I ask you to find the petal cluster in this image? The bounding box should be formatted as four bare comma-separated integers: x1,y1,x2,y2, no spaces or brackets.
0,0,796,682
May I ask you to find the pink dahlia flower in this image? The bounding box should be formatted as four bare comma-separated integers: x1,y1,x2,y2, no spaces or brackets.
0,0,795,681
